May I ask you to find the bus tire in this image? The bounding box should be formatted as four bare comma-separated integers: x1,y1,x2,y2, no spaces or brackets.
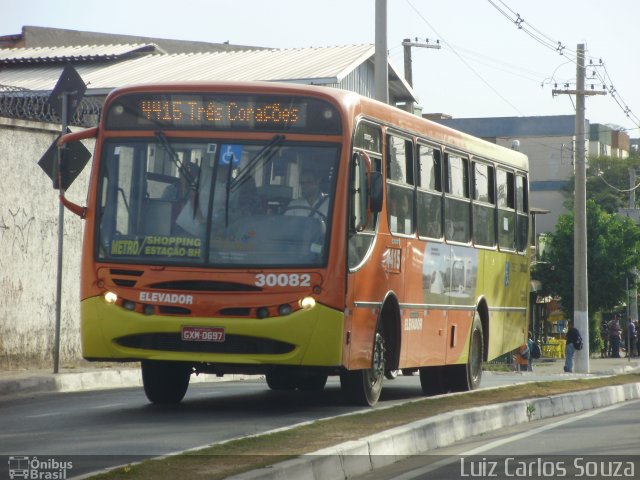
466,312,484,389
449,312,484,391
296,374,328,391
384,369,399,380
340,331,385,406
141,360,191,404
265,371,297,391
419,365,446,395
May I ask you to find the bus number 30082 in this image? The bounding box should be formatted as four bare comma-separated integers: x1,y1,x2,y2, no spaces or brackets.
254,273,311,288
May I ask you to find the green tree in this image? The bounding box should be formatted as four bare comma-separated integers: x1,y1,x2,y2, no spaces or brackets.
564,153,640,214
533,200,640,351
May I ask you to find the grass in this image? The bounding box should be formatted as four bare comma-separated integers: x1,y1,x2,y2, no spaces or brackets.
89,373,640,480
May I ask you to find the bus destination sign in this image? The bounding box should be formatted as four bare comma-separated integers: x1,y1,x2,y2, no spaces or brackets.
140,99,301,126
105,93,341,134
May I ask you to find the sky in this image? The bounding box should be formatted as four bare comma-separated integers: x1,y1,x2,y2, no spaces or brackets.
3,0,640,136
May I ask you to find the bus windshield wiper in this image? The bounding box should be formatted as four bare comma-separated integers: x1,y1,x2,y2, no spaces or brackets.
224,134,285,226
154,131,198,189
155,131,202,217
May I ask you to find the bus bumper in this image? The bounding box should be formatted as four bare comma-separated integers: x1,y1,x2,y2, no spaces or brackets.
80,296,344,367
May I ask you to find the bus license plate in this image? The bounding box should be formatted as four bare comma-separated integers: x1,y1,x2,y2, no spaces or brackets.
181,326,225,342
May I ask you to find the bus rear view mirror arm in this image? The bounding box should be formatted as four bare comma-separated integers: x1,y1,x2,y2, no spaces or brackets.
57,127,98,147
56,127,98,218
59,193,87,218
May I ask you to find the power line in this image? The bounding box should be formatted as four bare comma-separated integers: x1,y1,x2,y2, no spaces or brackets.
486,0,640,131
404,0,525,115
595,172,640,194
402,0,639,153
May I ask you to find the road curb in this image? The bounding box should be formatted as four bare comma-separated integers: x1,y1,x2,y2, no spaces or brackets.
0,368,258,399
228,382,640,480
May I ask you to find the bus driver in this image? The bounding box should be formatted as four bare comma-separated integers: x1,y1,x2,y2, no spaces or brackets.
285,170,328,220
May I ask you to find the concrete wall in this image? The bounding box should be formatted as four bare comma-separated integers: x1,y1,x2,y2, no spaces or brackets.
0,117,93,369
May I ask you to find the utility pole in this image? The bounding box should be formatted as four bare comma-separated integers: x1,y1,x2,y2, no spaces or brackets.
401,38,441,87
374,0,388,103
629,168,638,363
629,168,638,324
552,44,605,373
572,43,589,374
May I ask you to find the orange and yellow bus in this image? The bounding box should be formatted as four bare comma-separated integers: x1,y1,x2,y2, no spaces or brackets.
59,81,530,406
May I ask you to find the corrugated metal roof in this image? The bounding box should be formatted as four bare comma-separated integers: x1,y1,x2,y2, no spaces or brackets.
0,44,417,102
0,44,160,64
88,44,377,86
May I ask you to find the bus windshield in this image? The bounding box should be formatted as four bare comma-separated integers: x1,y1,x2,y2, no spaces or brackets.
97,136,339,267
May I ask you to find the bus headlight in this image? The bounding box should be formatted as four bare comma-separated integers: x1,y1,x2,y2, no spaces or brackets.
104,291,118,304
299,297,316,310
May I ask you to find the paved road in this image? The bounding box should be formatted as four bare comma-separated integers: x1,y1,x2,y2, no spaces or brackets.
352,399,640,479
0,371,559,476
0,358,638,478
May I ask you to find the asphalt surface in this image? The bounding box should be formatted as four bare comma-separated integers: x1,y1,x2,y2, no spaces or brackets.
1,355,639,399
1,355,639,480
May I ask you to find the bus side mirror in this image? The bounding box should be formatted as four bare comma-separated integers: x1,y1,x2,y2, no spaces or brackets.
369,171,383,213
352,150,381,231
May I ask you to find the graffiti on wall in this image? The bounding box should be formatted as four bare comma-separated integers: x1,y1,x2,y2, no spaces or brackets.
0,207,36,263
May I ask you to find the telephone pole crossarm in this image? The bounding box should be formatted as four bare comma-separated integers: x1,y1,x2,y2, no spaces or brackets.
402,38,441,89
401,40,442,49
552,89,607,97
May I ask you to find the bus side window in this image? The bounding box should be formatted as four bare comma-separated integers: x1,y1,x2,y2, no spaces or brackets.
497,168,516,250
444,153,470,243
349,121,382,269
472,161,496,247
417,143,443,239
386,134,414,235
516,174,529,252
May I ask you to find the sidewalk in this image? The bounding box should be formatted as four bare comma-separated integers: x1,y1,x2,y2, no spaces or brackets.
1,356,639,400
521,355,640,376
0,363,257,399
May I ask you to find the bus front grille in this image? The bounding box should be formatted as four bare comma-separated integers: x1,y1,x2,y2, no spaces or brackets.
115,333,295,355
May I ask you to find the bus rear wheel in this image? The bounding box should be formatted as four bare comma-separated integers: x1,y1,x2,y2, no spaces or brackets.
141,360,191,404
340,332,385,406
449,313,484,391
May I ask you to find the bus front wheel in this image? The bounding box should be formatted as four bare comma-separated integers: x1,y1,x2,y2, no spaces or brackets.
141,360,191,404
340,332,385,406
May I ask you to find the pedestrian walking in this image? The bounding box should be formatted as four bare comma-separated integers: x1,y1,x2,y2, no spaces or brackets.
564,320,583,373
624,320,636,357
527,332,537,371
601,320,609,358
608,315,622,358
